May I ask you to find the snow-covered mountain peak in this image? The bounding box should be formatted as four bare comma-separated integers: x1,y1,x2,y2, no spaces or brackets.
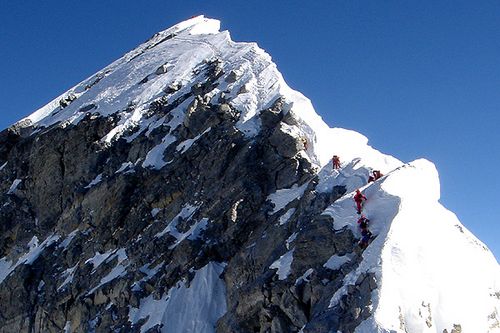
18,15,397,171
169,15,221,36
20,15,267,129
2,17,499,333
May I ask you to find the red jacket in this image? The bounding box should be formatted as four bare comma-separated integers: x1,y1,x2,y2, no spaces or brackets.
354,192,367,203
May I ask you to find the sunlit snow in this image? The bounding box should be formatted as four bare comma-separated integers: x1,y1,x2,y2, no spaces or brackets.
268,183,308,214
0,234,59,284
322,159,500,332
128,262,227,333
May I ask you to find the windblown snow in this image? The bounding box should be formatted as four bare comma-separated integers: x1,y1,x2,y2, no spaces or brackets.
128,262,226,333
12,15,500,333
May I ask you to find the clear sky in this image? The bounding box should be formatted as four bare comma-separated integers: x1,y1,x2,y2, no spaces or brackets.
1,1,498,261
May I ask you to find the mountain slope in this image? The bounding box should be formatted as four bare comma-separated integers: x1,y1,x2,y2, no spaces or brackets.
323,159,499,332
0,16,498,333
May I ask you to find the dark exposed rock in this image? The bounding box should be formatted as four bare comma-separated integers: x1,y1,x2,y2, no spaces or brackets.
164,82,181,94
0,26,376,333
269,124,302,158
59,93,77,108
225,70,239,83
1,91,339,331
155,64,169,75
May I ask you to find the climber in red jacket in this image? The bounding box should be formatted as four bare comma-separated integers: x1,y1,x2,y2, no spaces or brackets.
354,189,367,214
332,155,341,170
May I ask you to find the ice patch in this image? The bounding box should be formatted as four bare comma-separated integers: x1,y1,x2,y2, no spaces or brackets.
142,134,176,169
279,208,296,226
286,232,298,250
28,236,39,249
295,268,314,285
155,204,199,239
85,174,103,189
0,259,12,285
0,234,59,285
116,162,134,174
64,321,71,333
7,179,22,194
132,262,164,291
186,218,209,241
151,208,161,218
268,183,308,214
324,254,352,270
88,250,129,295
37,280,45,291
269,248,294,280
189,17,220,36
85,249,115,272
176,127,211,154
58,264,78,291
59,230,79,249
158,214,209,249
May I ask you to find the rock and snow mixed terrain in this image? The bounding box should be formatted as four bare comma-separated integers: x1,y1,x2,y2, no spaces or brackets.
0,15,498,333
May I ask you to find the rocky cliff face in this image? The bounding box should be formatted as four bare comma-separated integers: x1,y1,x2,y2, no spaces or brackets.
0,16,498,333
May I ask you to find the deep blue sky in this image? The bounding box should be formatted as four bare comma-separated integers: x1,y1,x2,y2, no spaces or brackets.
1,1,498,261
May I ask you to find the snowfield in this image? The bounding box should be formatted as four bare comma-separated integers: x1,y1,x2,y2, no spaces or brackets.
322,159,500,332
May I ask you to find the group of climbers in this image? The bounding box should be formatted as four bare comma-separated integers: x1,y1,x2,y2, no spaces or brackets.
354,190,372,249
330,154,385,249
331,155,383,181
356,171,383,248
357,215,372,249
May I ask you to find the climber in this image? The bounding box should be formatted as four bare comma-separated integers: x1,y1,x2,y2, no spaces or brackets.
353,189,367,214
301,137,308,150
332,155,341,169
358,229,372,248
357,215,370,230
368,170,383,183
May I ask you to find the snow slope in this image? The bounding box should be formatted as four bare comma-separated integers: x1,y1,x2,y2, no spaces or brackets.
323,159,500,332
